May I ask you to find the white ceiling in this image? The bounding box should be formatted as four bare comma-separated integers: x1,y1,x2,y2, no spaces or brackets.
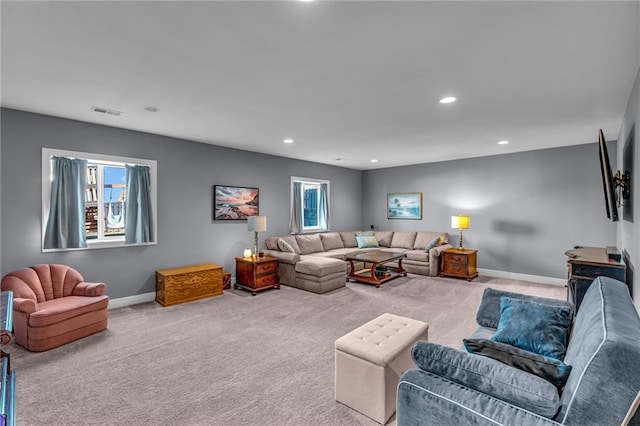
2,1,639,170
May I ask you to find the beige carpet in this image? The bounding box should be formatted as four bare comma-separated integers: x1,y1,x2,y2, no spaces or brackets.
8,274,565,426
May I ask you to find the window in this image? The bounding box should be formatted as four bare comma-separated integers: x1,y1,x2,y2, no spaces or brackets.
290,177,330,233
86,163,126,240
42,148,157,251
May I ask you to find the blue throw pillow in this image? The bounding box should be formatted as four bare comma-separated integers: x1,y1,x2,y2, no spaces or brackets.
463,338,572,390
492,297,573,361
476,288,574,329
356,235,379,249
424,236,441,253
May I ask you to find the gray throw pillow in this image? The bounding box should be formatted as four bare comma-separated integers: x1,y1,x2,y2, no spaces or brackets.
463,338,572,390
424,236,441,253
277,238,295,253
411,341,560,418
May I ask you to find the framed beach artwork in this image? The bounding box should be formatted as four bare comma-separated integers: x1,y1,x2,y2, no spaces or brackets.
387,192,422,220
213,185,259,220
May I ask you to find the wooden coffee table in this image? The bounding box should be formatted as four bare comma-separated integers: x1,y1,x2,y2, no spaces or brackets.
345,250,407,287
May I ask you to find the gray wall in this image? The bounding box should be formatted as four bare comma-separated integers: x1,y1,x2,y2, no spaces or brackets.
618,65,640,311
362,144,618,279
0,108,363,299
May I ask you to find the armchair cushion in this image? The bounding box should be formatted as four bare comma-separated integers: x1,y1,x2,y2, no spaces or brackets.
463,338,572,389
492,297,573,360
411,341,560,418
28,296,108,328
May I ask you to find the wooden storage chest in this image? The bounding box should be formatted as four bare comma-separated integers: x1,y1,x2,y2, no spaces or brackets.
155,263,223,306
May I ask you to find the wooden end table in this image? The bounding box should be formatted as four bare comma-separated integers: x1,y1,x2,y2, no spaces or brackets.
439,248,478,281
235,255,280,296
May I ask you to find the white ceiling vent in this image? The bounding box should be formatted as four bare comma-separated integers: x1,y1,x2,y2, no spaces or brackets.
91,106,123,116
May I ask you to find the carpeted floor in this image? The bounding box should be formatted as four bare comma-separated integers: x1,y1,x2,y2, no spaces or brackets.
8,274,565,426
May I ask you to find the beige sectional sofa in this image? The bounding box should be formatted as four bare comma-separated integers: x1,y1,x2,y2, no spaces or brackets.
263,230,452,294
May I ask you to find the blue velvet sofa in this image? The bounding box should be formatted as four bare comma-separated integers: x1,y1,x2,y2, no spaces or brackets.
397,276,640,425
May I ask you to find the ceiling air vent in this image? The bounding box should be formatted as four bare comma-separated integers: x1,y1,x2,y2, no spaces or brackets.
91,106,123,116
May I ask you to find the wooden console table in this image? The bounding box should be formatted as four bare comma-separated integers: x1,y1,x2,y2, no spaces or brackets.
155,263,223,306
565,246,626,310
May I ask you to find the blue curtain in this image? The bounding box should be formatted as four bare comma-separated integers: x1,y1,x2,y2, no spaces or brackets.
318,183,329,230
43,156,87,249
289,181,302,234
125,165,154,244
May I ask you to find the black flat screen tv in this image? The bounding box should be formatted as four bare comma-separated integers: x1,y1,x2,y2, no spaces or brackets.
598,129,619,222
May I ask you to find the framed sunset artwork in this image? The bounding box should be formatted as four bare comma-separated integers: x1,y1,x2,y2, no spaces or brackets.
213,185,259,220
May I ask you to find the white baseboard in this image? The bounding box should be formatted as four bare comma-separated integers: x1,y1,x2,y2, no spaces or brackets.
479,269,566,287
108,292,156,309
107,271,563,308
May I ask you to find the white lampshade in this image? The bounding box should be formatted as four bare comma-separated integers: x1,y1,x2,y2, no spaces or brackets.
248,216,267,232
451,215,470,230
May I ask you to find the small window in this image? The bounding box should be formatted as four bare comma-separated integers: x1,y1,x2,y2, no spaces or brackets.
42,148,157,251
290,177,330,233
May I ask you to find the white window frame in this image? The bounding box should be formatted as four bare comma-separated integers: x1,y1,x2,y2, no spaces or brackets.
290,176,330,233
41,148,158,252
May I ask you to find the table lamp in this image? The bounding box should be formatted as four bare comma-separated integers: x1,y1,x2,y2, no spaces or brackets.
451,215,470,249
248,216,267,256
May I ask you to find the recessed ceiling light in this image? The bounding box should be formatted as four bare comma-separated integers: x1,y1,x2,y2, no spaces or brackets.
283,139,294,144
91,106,122,116
371,159,378,163
439,96,457,104
498,140,510,145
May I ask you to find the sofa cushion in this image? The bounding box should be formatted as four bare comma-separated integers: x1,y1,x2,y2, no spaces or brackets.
411,341,560,418
374,231,394,247
390,232,417,249
492,297,573,361
404,250,428,262
414,232,445,250
463,338,572,390
356,235,379,249
320,232,344,251
264,236,279,251
277,238,296,253
295,234,324,255
296,257,346,276
476,288,574,329
340,232,358,248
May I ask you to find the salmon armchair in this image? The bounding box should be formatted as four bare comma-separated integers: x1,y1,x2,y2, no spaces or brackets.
1,264,109,351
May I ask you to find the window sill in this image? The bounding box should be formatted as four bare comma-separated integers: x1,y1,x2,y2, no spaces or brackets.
42,240,156,253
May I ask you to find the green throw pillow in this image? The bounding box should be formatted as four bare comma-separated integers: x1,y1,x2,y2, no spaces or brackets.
492,297,573,361
356,235,379,249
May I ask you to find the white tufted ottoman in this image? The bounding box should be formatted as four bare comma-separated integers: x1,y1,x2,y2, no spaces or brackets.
334,313,429,424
